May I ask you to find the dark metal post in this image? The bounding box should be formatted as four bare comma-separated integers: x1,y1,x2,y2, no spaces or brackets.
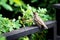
54,23,57,40
53,4,60,40
53,4,60,35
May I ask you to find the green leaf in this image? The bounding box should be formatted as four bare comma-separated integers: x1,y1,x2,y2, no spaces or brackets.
0,7,1,10
9,27,14,32
9,0,14,5
13,0,24,6
2,3,13,11
1,0,7,3
31,0,38,3
18,36,29,40
0,14,21,33
0,35,6,40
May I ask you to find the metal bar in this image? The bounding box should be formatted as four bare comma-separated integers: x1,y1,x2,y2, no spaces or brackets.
54,22,57,40
53,4,60,9
57,36,60,40
1,21,56,40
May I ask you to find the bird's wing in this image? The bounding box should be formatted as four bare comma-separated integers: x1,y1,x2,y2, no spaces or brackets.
37,16,48,29
33,12,48,29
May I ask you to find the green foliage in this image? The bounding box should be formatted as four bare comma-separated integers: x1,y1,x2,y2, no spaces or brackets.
13,0,25,7
19,4,53,27
28,30,48,40
0,35,6,40
39,0,57,16
0,14,21,34
0,0,26,11
31,0,38,3
0,0,13,11
18,36,29,40
38,0,56,20
25,0,58,19
21,29,47,40
2,4,13,11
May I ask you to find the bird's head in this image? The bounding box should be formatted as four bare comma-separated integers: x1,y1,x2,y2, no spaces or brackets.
33,12,38,16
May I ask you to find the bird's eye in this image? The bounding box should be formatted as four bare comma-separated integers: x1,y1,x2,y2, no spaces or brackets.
33,12,35,14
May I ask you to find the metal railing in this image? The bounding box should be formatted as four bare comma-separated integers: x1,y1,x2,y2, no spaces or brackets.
2,20,56,40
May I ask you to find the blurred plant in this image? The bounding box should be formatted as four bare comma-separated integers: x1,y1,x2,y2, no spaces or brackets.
0,14,21,34
31,30,48,40
37,7,53,21
0,0,26,11
0,35,6,40
18,36,29,40
23,0,57,20
19,4,53,27
31,0,38,3
0,0,13,11
9,0,26,7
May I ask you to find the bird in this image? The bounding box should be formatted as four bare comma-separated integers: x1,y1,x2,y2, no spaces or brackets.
33,12,48,29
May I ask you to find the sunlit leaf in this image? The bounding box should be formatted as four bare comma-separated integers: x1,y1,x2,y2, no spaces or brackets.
1,0,7,3
31,0,38,3
2,3,13,11
9,0,14,5
0,35,6,40
13,0,24,6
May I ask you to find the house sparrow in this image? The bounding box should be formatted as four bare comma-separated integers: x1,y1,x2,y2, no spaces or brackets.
33,12,48,29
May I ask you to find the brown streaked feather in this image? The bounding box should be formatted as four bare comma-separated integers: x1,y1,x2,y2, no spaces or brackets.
33,12,48,29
